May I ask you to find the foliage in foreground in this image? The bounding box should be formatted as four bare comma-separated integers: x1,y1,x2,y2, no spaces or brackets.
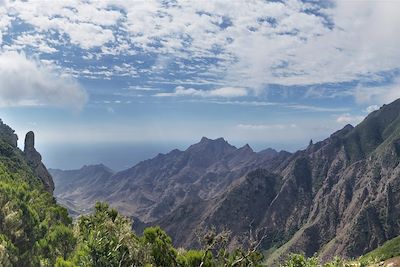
280,254,355,267
358,235,400,266
58,202,264,266
0,138,72,267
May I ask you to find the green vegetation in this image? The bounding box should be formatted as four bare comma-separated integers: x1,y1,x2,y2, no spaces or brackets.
358,235,400,266
0,131,264,267
279,235,400,267
280,254,354,267
0,120,266,266
0,134,72,266
2,119,400,266
343,100,400,162
59,202,264,266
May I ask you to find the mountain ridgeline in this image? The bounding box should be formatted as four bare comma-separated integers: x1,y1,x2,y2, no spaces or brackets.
50,138,289,221
0,120,269,267
50,98,400,263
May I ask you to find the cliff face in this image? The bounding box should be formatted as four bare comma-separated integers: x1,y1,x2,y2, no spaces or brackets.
24,131,54,193
0,120,54,194
152,99,400,262
276,100,400,261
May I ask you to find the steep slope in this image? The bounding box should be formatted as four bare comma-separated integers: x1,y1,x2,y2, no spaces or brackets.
0,119,71,266
272,99,400,261
359,234,400,265
50,164,114,216
153,126,353,249
157,168,284,248
154,99,400,263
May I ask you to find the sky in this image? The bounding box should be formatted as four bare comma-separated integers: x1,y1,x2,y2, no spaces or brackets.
0,0,399,170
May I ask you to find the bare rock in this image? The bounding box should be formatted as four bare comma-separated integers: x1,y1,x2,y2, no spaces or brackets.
24,131,54,193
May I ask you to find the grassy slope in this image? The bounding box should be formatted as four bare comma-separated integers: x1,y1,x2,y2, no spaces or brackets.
358,235,400,265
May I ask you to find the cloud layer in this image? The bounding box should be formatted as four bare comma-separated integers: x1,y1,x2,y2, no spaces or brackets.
0,0,399,93
155,86,248,98
355,79,400,106
0,51,87,109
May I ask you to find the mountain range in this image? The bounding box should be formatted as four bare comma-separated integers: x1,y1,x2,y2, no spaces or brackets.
50,98,400,263
50,138,290,221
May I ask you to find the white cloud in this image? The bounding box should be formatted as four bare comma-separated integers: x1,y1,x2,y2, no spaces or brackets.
0,1,12,45
354,79,400,106
365,105,379,113
0,51,87,109
127,86,159,91
336,113,364,125
65,22,115,49
8,0,119,49
1,0,399,92
237,123,297,130
117,0,400,89
188,99,347,113
155,86,248,98
286,104,349,112
13,33,57,53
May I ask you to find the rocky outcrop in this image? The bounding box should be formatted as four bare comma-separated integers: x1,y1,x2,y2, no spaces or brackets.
24,131,54,193
0,119,18,147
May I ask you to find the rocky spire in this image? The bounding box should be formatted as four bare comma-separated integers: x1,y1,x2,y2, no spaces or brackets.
24,131,54,193
24,131,39,160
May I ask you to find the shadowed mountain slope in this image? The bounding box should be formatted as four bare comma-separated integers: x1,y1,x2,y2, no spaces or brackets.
52,99,400,262
51,138,290,221
149,99,400,262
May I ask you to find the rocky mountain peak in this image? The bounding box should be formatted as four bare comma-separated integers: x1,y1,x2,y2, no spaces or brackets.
258,148,279,159
199,136,228,145
24,131,54,193
330,124,354,139
200,136,212,143
238,143,254,153
188,137,236,153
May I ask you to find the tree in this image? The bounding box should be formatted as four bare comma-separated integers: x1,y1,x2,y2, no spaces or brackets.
282,254,319,267
38,224,76,265
69,202,143,267
142,226,178,267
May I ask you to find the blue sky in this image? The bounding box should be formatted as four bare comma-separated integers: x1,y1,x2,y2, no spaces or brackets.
0,0,400,169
